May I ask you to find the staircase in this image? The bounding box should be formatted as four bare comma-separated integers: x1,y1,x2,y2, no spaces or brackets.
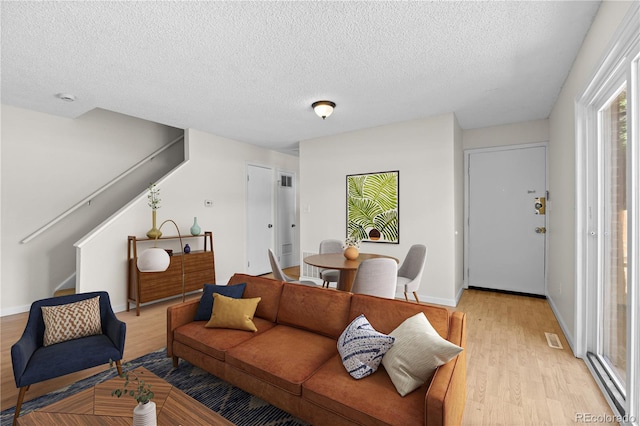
54,288,76,297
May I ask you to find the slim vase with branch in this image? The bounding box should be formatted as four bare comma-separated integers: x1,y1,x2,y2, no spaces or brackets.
110,360,156,426
343,235,361,260
146,183,162,239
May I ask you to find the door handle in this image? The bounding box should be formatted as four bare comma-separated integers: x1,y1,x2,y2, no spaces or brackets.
291,224,296,227
268,224,273,228
535,227,546,234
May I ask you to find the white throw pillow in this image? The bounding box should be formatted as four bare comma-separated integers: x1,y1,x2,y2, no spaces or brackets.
382,312,463,396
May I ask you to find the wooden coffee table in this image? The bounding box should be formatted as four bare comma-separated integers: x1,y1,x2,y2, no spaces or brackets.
17,367,233,425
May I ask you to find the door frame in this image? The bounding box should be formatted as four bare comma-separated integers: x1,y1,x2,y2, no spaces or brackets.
275,168,298,269
245,163,275,275
574,5,639,417
463,142,549,291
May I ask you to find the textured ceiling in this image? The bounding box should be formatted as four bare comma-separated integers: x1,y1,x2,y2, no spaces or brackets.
1,1,601,153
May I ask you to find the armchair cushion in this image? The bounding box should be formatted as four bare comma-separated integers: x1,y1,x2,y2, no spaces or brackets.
18,334,123,385
41,296,102,346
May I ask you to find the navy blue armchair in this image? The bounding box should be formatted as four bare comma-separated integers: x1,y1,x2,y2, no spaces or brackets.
11,291,125,425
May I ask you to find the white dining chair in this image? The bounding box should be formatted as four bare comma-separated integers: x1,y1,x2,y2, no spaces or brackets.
396,244,427,303
350,258,397,299
319,239,343,288
268,249,317,286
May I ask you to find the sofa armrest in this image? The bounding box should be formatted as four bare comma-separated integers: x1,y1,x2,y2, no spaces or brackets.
103,301,126,359
104,314,127,359
424,311,467,426
10,328,38,387
166,299,200,358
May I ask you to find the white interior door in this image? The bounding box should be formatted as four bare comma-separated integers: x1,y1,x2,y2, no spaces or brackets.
466,145,547,295
247,165,274,275
277,171,296,268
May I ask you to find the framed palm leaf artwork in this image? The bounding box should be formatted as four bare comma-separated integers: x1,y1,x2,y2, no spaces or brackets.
346,170,399,244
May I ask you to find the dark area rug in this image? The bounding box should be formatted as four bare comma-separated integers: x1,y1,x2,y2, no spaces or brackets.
1,348,308,426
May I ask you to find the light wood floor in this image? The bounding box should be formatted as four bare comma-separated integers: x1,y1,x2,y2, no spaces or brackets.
457,289,612,425
1,270,613,425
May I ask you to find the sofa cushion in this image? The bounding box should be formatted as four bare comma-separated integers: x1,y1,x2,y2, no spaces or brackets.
349,293,450,337
205,294,261,332
277,283,352,339
41,296,102,346
228,274,283,322
302,355,427,425
382,312,463,396
337,314,395,379
174,317,276,361
194,283,246,321
226,325,337,396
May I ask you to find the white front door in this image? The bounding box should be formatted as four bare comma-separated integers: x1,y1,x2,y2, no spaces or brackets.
276,171,296,268
247,165,274,275
466,145,547,296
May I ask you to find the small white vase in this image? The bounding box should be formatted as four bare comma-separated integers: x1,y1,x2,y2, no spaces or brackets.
190,216,201,236
133,401,157,426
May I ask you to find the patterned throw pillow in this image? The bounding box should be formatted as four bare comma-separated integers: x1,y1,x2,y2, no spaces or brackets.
41,296,102,346
381,312,463,396
337,314,395,379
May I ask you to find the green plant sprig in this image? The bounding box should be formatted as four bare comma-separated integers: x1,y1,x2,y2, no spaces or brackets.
109,359,154,404
344,235,361,248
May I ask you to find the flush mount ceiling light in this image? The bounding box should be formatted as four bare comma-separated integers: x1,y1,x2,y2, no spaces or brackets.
56,93,76,102
312,100,336,120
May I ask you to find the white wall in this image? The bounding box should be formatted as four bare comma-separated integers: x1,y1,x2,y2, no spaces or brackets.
453,116,464,300
76,128,299,313
299,113,462,306
463,119,549,150
1,106,182,315
547,0,633,351
461,119,550,298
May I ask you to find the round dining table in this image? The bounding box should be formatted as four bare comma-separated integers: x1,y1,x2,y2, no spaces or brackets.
303,253,399,292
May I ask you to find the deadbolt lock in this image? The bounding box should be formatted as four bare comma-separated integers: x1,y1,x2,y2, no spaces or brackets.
535,227,547,234
534,197,546,215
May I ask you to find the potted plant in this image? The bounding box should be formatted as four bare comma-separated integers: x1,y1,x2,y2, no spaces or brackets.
110,360,156,425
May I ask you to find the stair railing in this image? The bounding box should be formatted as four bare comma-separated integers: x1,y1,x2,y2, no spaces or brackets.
20,135,184,244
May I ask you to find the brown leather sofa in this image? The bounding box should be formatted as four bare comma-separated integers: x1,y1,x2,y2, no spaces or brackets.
167,273,467,426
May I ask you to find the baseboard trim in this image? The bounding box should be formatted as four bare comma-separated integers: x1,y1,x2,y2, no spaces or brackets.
468,286,547,299
393,291,458,307
455,285,465,306
0,304,31,317
546,294,576,355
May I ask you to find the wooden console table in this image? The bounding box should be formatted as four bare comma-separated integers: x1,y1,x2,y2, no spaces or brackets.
127,231,215,315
